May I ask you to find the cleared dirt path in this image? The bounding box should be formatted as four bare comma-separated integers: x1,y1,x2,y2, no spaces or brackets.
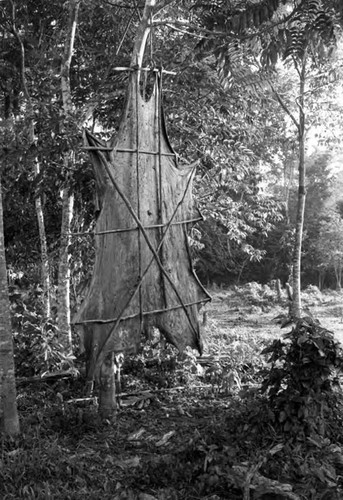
202,284,343,352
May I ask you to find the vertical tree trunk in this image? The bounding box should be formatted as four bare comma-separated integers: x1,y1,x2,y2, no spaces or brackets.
57,0,79,352
275,278,283,303
292,135,305,317
318,270,325,290
271,58,308,319
334,263,342,290
57,182,74,350
99,352,117,421
34,162,51,318
291,56,307,318
12,18,51,318
131,0,156,68
0,176,20,436
89,0,156,419
283,153,295,222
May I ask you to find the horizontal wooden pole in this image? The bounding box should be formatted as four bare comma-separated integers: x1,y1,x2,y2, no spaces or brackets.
112,66,176,75
82,146,176,157
69,217,203,237
74,297,211,325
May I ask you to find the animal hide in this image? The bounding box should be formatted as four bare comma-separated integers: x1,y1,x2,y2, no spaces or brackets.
73,71,210,379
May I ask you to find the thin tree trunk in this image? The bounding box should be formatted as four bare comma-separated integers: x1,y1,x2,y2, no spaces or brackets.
275,278,283,303
57,0,79,352
283,154,295,222
334,263,342,290
57,182,74,350
291,56,307,318
318,270,325,290
34,161,51,318
0,175,20,436
292,136,305,317
236,257,249,285
271,54,307,319
99,352,117,421
90,0,156,419
12,15,51,318
131,0,156,69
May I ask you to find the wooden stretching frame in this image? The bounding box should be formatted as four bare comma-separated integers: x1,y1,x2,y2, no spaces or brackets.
73,67,210,379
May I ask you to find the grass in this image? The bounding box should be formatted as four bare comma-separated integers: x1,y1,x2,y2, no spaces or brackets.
1,283,343,499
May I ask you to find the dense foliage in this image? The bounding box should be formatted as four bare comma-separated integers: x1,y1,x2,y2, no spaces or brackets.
261,317,343,440
0,0,342,293
1,1,343,496
2,285,343,499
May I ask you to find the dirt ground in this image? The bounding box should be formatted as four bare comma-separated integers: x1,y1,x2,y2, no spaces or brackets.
202,284,343,348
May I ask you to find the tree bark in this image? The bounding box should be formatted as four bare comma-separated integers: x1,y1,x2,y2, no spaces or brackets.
131,0,156,68
0,175,20,436
57,183,74,350
291,56,307,318
318,270,325,290
99,352,117,421
283,153,296,222
34,161,51,318
271,53,307,319
95,0,156,419
57,0,79,352
275,278,283,303
334,263,342,290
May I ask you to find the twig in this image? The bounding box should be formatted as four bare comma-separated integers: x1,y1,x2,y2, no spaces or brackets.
118,384,212,398
16,371,77,386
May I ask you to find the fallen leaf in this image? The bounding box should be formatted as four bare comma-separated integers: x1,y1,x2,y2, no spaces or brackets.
120,396,141,407
269,443,284,455
128,428,146,441
155,431,176,447
138,494,157,500
176,405,185,415
114,456,141,470
6,449,20,457
136,399,145,410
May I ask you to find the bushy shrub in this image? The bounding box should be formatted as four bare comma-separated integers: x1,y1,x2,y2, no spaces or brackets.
260,318,343,440
10,286,74,377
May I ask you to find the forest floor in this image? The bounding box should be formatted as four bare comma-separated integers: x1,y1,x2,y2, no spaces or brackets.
2,283,343,500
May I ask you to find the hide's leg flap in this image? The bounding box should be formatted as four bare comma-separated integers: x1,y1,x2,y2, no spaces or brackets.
84,342,100,396
99,352,117,420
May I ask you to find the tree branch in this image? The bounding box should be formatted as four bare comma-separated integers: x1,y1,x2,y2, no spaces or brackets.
130,0,156,68
61,0,80,114
10,0,35,144
269,81,300,131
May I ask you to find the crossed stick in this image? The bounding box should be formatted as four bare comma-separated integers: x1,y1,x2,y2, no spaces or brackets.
85,135,209,379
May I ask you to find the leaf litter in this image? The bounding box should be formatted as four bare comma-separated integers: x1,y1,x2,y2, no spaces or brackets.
1,284,343,499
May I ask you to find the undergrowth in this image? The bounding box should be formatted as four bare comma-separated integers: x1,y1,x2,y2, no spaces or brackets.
2,286,343,499
260,317,343,441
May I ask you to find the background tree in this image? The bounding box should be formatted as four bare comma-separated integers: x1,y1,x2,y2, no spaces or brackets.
1,0,52,317
0,175,19,436
315,211,343,289
0,0,343,382
56,0,80,353
194,0,342,308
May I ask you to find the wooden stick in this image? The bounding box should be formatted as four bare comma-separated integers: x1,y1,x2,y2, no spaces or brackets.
77,297,211,324
112,66,176,75
65,397,98,404
82,146,176,157
117,385,211,398
68,217,203,237
84,145,201,376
